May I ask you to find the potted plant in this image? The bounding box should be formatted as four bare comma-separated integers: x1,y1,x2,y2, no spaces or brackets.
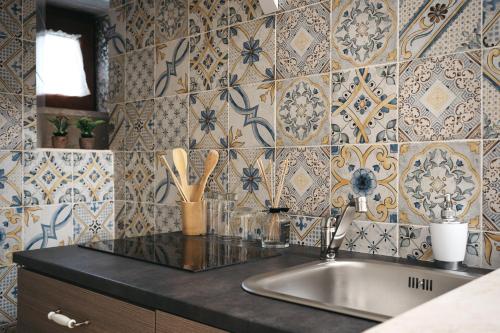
48,116,69,149
76,117,106,149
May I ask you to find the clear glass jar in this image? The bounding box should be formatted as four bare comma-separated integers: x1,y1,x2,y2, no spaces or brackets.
229,207,260,243
205,192,222,235
217,193,237,240
260,211,290,248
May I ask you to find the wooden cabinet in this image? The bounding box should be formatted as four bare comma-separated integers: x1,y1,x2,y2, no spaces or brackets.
17,269,227,333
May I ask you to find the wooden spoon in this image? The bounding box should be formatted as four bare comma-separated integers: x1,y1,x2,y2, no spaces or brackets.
173,148,189,198
193,150,219,202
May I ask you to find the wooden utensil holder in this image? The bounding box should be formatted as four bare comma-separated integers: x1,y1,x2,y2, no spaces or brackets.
180,201,206,236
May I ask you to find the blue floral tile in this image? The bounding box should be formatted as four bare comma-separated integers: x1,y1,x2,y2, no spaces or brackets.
483,232,500,269
483,140,500,231
399,142,481,228
465,230,482,268
189,0,228,34
189,90,228,149
189,29,228,92
155,38,189,97
23,204,74,250
331,144,398,223
483,0,499,47
276,147,330,217
341,220,397,256
155,205,181,233
126,0,155,51
0,266,17,325
73,201,114,243
23,151,73,206
399,0,481,61
289,215,322,247
276,74,330,146
0,208,22,266
156,0,188,44
228,148,274,210
125,152,155,203
0,93,22,150
331,0,397,70
276,3,330,79
124,202,155,237
189,149,229,194
229,16,275,86
331,64,398,144
399,225,433,261
229,0,264,24
0,37,22,94
0,151,22,208
125,99,155,151
72,152,114,203
399,51,482,142
106,5,127,56
155,95,188,150
228,82,275,148
483,47,500,139
0,0,21,39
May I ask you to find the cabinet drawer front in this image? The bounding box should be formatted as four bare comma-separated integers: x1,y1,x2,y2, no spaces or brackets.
156,311,227,333
17,269,155,333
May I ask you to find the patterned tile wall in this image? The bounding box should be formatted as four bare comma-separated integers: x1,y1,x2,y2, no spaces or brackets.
106,0,500,273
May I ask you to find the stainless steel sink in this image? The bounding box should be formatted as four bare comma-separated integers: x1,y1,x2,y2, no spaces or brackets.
242,258,482,321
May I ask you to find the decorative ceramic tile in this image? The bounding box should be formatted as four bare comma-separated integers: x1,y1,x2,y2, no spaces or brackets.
229,16,275,86
331,144,398,223
23,204,73,250
276,3,330,79
106,5,127,56
0,0,21,39
125,152,155,203
399,142,481,227
108,55,125,104
126,0,155,51
22,40,34,95
23,151,73,206
124,202,155,237
155,38,189,97
331,64,397,144
73,152,114,203
96,16,109,113
399,0,481,61
465,230,482,268
0,93,21,149
276,147,330,217
279,0,321,11
276,74,330,146
189,89,228,149
341,220,398,256
483,47,500,139
22,95,36,150
125,99,155,151
189,29,228,92
228,82,275,148
73,201,114,243
483,140,500,231
289,215,322,247
0,266,17,325
189,0,228,34
0,37,22,94
125,47,154,102
155,94,188,150
114,200,126,239
483,0,499,47
108,104,125,151
189,149,229,194
155,205,181,233
156,0,188,43
0,151,21,208
399,52,481,142
399,225,433,261
113,152,126,201
155,150,182,205
0,208,22,265
110,0,126,8
229,0,264,24
228,148,274,210
483,232,500,269
331,0,397,70
22,0,35,41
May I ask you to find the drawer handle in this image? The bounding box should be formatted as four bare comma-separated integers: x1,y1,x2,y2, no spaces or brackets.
48,310,90,328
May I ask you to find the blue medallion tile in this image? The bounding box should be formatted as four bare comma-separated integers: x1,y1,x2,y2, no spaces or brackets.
155,38,189,97
399,142,481,228
73,201,114,243
0,208,22,266
341,220,398,256
399,225,432,261
464,230,482,268
0,266,17,325
23,204,74,250
229,0,265,25
331,144,398,223
0,151,22,208
289,215,322,247
72,152,114,203
483,140,500,231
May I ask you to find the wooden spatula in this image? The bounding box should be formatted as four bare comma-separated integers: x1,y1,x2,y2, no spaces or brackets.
173,148,189,198
193,150,219,202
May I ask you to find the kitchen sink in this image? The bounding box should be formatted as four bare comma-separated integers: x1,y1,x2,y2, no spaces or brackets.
242,258,482,321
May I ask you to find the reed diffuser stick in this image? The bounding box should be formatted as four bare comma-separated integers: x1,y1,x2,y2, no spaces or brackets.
257,158,273,207
158,154,190,202
275,159,289,208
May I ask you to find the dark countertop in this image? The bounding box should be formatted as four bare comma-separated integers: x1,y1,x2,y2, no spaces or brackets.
14,244,378,333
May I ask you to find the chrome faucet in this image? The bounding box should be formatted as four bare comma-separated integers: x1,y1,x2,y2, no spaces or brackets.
321,197,367,261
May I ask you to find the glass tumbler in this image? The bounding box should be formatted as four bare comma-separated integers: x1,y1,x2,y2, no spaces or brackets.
217,193,237,240
260,211,290,248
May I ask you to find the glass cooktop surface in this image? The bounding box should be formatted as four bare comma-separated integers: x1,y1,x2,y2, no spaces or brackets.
79,232,281,272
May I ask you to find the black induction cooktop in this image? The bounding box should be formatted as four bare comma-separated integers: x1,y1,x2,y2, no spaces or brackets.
79,232,281,272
